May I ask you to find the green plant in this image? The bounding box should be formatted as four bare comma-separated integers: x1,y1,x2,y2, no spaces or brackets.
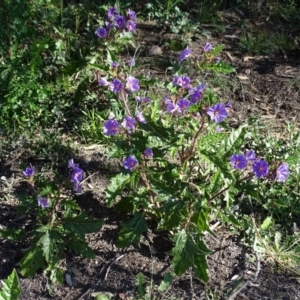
94,40,297,282
0,269,21,300
0,162,103,281
135,272,177,300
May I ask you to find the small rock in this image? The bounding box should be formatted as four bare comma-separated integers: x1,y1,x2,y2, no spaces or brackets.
148,45,162,56
65,273,73,286
71,267,82,277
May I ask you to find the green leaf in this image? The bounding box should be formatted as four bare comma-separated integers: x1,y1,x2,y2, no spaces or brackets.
68,239,95,258
221,126,247,158
0,228,26,241
200,150,233,180
274,231,282,250
38,230,55,262
20,247,45,277
136,272,145,297
190,209,210,232
158,200,186,230
106,173,131,206
115,196,135,212
260,216,273,231
62,213,104,239
158,272,174,292
116,213,147,248
0,269,21,300
139,118,176,142
171,230,211,282
50,268,64,284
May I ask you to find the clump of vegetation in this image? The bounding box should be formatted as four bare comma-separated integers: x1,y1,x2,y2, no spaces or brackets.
1,1,300,299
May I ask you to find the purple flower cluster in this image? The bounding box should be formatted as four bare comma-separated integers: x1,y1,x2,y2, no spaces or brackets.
103,111,146,136
96,7,137,38
68,159,84,192
100,76,139,94
230,150,289,182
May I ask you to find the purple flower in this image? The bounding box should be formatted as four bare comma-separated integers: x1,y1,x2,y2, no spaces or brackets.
253,160,269,178
179,47,191,62
195,82,207,92
276,163,289,182
122,116,136,132
99,77,110,86
23,167,34,177
114,15,126,28
144,148,153,158
111,62,119,68
230,154,247,170
105,21,114,30
126,20,136,32
107,7,118,20
163,96,172,105
127,9,137,21
38,196,50,208
246,150,256,162
190,90,202,103
181,76,190,89
96,27,107,38
123,155,138,170
173,75,190,89
128,57,136,67
173,75,183,87
136,111,146,124
68,159,79,170
126,75,139,92
215,57,221,63
137,96,151,103
207,103,228,123
167,102,179,114
203,42,212,52
71,167,84,192
110,78,124,93
177,98,191,113
225,100,232,109
103,120,119,136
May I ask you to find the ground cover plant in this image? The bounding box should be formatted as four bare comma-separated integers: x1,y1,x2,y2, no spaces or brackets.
1,0,300,299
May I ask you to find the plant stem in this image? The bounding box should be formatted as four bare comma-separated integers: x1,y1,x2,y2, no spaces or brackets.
182,115,205,164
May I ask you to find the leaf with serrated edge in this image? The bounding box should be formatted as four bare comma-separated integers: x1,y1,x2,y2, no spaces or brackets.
62,214,104,239
0,269,21,300
116,213,147,248
20,247,45,277
171,230,211,282
106,173,131,206
158,272,174,292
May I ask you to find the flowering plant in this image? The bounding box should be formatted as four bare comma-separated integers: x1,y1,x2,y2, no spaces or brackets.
98,41,294,281
0,161,103,282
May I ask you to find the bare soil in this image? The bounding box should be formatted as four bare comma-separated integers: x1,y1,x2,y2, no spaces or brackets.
1,6,300,300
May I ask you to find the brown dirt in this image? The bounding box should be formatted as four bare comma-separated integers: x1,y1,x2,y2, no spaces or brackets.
1,7,300,300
